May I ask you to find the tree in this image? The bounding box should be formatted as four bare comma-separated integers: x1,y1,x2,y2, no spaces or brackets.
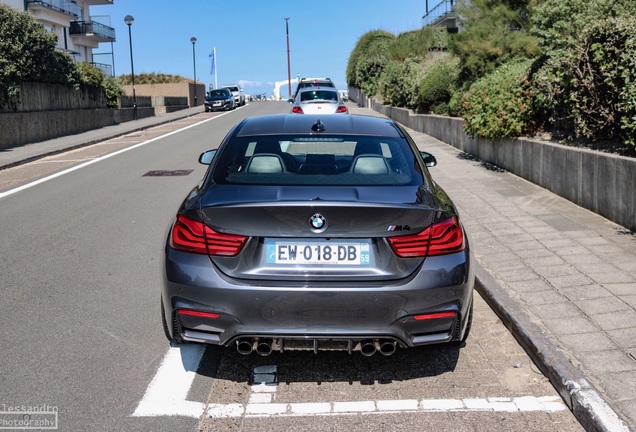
0,4,79,108
450,0,539,81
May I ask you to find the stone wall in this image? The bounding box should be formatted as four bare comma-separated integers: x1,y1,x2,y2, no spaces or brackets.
122,82,205,107
0,83,189,150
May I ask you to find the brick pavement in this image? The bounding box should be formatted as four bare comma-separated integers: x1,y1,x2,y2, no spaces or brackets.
346,105,635,432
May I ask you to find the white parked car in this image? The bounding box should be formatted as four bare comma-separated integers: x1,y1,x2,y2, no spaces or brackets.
290,86,348,115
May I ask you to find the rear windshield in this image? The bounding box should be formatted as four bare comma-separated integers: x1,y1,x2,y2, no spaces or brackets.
211,135,424,186
300,90,338,102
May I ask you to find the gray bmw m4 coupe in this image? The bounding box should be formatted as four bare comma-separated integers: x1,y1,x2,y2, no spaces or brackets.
162,114,474,357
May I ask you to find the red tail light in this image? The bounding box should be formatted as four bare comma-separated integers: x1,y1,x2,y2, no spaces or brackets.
170,214,247,256
291,106,304,114
387,216,464,258
428,216,465,256
335,105,348,113
387,229,429,257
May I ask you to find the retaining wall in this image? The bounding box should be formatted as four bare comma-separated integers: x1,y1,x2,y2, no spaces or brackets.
0,82,106,113
0,84,188,150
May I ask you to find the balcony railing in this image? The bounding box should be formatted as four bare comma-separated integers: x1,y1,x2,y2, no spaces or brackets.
422,0,455,28
26,0,80,18
69,20,116,41
91,62,113,77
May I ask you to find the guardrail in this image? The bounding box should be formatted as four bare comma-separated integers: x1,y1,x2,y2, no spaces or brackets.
422,0,455,27
69,20,116,40
26,0,80,17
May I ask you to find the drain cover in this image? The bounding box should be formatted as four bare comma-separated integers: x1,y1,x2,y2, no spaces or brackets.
143,170,194,177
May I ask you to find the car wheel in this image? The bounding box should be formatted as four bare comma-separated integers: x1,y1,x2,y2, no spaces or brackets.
161,298,185,344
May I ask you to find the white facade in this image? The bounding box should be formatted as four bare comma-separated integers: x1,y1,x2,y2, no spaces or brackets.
0,0,115,75
2,0,23,9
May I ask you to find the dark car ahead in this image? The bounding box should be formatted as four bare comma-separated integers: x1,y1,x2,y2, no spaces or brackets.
162,114,474,357
204,88,235,112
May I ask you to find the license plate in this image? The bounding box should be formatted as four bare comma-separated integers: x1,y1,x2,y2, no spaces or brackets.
213,102,222,106
266,240,370,265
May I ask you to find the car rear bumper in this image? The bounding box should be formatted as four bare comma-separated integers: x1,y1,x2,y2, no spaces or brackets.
205,102,232,111
162,248,474,351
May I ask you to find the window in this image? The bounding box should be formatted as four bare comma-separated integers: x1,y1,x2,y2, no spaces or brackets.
212,136,422,186
300,91,338,102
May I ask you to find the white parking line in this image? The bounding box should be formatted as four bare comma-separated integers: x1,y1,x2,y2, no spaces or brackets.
132,345,206,418
132,344,567,419
207,396,566,418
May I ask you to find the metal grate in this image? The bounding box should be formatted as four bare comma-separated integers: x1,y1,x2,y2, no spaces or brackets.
143,170,194,177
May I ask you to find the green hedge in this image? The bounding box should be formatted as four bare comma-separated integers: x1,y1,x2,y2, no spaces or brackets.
457,60,536,140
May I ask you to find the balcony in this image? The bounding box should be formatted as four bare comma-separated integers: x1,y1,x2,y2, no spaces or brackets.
69,20,116,42
422,0,458,31
26,0,80,18
83,0,113,4
91,62,113,77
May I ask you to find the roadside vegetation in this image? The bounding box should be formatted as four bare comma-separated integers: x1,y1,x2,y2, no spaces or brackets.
118,72,191,85
346,0,636,154
0,4,122,109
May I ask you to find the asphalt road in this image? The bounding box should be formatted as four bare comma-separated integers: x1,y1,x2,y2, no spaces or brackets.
0,102,583,431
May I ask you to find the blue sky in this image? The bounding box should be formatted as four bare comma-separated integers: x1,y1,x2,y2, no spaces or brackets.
92,1,427,97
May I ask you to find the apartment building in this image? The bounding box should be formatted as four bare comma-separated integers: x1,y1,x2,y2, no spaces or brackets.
1,0,116,76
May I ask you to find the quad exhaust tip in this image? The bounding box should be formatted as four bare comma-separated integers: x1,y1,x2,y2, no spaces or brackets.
236,338,397,356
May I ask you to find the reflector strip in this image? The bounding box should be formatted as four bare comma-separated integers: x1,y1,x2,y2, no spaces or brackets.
413,311,456,321
177,309,220,319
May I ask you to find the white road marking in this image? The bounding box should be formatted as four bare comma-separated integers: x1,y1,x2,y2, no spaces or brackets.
0,111,232,200
132,346,567,420
132,344,206,418
206,396,567,418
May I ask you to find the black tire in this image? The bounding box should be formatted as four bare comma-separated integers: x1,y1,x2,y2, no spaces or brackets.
161,298,185,344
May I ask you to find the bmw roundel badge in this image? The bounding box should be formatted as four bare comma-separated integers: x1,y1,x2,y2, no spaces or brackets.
309,213,327,231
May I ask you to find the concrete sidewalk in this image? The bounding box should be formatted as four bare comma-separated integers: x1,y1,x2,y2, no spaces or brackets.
2,103,634,431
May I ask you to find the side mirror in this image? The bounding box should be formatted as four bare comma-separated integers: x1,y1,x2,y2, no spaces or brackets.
287,98,294,103
420,151,437,167
199,149,217,165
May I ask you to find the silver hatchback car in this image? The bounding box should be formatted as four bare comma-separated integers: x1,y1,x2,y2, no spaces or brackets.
162,114,474,357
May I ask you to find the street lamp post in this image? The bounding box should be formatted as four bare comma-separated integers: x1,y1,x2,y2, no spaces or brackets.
285,18,291,99
124,15,137,120
190,36,198,106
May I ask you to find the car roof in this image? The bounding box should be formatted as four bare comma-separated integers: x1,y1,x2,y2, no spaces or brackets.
299,77,332,82
233,114,404,138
